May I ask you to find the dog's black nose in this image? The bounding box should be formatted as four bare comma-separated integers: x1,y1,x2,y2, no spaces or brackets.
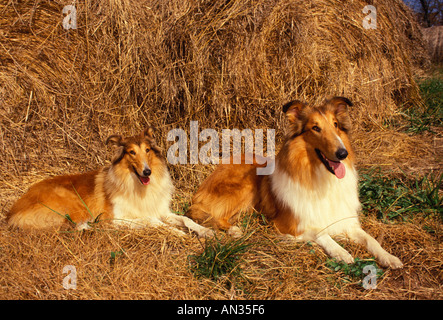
336,148,348,160
143,168,152,177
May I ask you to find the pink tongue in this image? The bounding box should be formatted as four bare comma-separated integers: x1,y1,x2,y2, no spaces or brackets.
327,160,346,179
139,176,150,185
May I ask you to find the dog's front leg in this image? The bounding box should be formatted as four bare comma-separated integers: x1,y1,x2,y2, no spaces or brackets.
114,217,172,230
348,228,403,269
314,233,354,264
164,213,215,238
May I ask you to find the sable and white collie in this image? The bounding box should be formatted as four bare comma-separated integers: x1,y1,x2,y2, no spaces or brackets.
7,127,211,237
187,97,403,268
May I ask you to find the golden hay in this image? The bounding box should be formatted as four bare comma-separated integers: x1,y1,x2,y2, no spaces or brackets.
0,0,439,206
0,215,441,300
422,25,443,63
0,0,431,175
0,0,441,300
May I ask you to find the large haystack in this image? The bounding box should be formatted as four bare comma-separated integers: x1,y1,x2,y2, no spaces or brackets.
0,0,432,196
422,25,443,62
0,0,441,301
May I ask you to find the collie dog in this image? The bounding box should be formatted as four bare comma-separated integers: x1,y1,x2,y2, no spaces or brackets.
187,97,403,268
7,127,211,237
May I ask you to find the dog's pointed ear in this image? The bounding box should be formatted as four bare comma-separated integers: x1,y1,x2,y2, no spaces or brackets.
143,126,163,154
106,134,125,164
283,100,307,123
143,126,156,139
106,135,123,147
329,96,353,113
283,100,309,137
328,97,353,132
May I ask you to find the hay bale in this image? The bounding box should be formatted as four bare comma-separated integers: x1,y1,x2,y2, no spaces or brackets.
0,1,441,301
422,25,443,63
0,0,431,190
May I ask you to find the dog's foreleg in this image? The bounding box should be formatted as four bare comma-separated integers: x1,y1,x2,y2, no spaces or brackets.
145,216,187,236
164,213,215,238
314,234,354,264
348,228,403,269
114,217,177,232
113,218,153,228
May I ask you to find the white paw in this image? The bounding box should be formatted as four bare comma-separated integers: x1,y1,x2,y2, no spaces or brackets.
331,248,354,264
379,254,403,269
76,222,91,231
227,226,243,238
170,228,187,236
198,227,216,238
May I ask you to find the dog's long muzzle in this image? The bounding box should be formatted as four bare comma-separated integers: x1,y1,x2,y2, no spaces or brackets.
133,165,151,185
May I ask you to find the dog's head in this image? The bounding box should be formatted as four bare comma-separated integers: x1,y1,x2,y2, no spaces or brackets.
106,127,163,185
283,97,353,178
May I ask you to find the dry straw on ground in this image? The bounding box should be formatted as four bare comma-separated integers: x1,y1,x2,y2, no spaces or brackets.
0,215,441,299
0,0,441,300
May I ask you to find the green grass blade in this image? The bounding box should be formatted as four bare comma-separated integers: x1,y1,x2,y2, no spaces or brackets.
38,202,76,226
70,183,95,220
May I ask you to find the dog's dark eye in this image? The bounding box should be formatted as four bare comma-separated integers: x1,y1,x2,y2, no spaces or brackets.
129,150,136,155
312,126,321,132
145,148,150,153
334,122,338,128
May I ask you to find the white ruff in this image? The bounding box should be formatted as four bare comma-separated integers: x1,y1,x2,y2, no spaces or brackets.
106,166,173,224
271,162,361,241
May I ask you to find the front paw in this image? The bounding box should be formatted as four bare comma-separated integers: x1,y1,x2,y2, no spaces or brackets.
379,254,403,269
227,226,243,238
198,227,216,238
331,248,354,265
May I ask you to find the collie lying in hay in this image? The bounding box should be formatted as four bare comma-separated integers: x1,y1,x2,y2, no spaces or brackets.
187,97,403,269
7,127,212,237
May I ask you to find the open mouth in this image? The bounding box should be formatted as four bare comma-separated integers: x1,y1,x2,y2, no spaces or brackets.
315,149,346,179
132,167,150,185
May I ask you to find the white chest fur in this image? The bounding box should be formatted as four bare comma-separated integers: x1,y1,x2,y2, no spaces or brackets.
106,168,173,223
271,163,361,240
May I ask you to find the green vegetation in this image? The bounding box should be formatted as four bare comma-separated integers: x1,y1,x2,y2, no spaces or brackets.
384,69,442,134
188,235,251,280
404,75,443,134
359,168,442,222
110,249,125,266
325,257,384,287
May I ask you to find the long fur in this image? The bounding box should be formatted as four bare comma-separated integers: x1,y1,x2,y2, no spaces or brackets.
187,97,403,268
7,127,212,237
